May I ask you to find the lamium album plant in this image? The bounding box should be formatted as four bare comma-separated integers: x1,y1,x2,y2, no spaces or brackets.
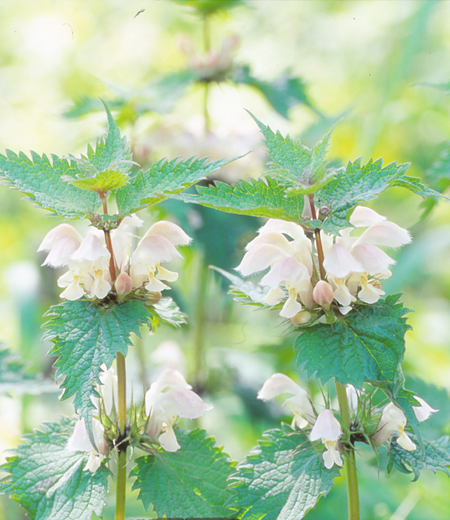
0,104,449,520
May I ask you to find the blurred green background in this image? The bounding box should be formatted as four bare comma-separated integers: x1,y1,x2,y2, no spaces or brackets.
1,0,450,518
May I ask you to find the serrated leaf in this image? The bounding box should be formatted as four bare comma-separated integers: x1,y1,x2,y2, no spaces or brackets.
249,113,337,196
178,178,308,224
388,435,450,481
131,429,236,518
211,266,271,307
315,158,410,233
88,102,132,174
316,158,448,233
0,418,109,520
0,347,56,396
232,66,314,118
116,155,237,215
0,150,100,218
294,295,411,388
150,297,187,328
393,174,449,199
63,104,134,193
43,299,151,436
229,425,339,520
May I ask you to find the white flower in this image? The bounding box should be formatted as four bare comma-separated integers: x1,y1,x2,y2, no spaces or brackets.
324,206,411,306
257,373,315,428
310,410,343,469
412,396,438,422
236,219,314,319
111,214,143,271
130,221,191,292
58,234,112,300
145,369,212,452
38,224,83,267
67,418,108,472
372,402,416,451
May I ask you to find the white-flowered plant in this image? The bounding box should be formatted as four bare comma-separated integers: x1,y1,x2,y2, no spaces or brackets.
145,369,212,452
38,217,192,301
237,206,411,320
373,397,438,451
310,410,343,469
257,373,315,428
67,418,109,473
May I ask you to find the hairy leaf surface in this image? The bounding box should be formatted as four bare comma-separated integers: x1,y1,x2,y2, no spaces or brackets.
388,435,450,481
116,156,236,214
229,425,339,520
0,418,108,520
43,299,151,435
295,296,411,388
132,429,235,518
179,178,309,224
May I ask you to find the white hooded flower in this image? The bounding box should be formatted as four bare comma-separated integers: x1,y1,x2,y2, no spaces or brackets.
310,409,343,469
258,373,315,428
412,396,438,422
38,224,83,268
130,221,191,293
324,206,411,306
58,234,111,300
145,369,212,452
112,214,143,271
372,402,416,451
67,418,108,472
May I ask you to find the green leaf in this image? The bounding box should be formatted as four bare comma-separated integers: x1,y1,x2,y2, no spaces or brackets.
232,66,314,118
116,156,237,215
294,295,411,388
43,299,151,436
131,429,236,518
63,104,134,193
211,267,271,307
0,150,100,218
250,113,336,193
315,158,410,233
150,297,187,329
0,346,56,396
316,158,448,233
178,178,309,224
229,425,339,520
388,435,450,481
0,418,109,520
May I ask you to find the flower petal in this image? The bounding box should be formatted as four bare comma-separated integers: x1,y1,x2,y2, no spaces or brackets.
324,243,364,278
143,221,192,246
349,206,386,227
310,410,341,442
355,221,411,248
236,244,288,277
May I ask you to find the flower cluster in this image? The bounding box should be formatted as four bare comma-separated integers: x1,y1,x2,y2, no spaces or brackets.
258,373,342,469
237,206,411,320
38,216,191,301
258,374,438,468
145,369,212,452
373,398,438,451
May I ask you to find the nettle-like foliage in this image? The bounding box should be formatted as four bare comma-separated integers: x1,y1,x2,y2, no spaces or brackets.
0,106,238,519
1,105,450,520
177,114,450,519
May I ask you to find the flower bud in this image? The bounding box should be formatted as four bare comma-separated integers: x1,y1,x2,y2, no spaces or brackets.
115,272,133,295
290,310,312,327
313,280,334,310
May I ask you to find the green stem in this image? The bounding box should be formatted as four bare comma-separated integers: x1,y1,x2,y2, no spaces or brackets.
116,352,127,436
115,449,127,520
308,194,326,280
335,381,360,520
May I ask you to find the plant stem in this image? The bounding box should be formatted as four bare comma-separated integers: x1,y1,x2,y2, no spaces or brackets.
116,352,127,436
115,449,127,520
308,194,326,280
335,381,360,520
100,193,117,282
